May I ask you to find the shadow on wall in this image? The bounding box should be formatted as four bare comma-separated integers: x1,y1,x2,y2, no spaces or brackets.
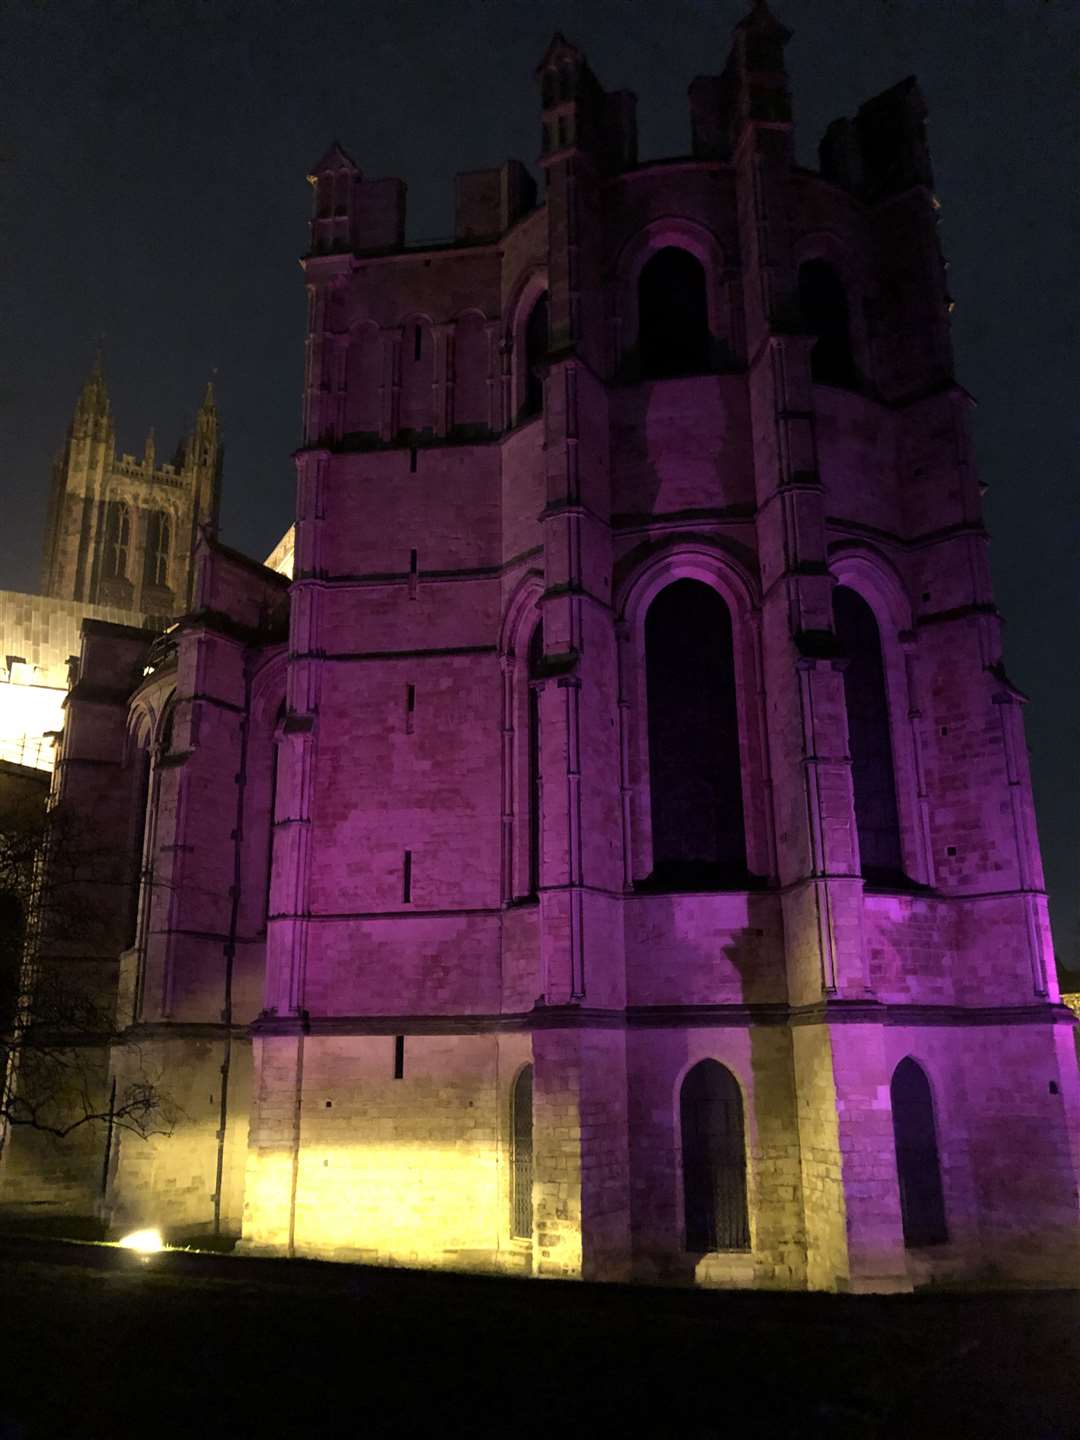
628,902,799,1287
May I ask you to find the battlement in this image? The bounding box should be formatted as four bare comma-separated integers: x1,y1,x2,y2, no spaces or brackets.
113,456,188,487
306,9,935,263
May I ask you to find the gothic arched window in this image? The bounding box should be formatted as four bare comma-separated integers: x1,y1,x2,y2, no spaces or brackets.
526,622,544,897
681,1060,749,1252
104,501,131,580
145,511,170,589
833,585,903,879
523,292,549,419
639,247,710,379
891,1057,947,1247
510,1063,534,1239
124,740,152,952
799,259,857,387
644,580,746,889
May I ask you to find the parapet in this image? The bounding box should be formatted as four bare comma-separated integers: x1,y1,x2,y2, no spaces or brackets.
353,176,407,253
454,160,538,242
819,76,933,201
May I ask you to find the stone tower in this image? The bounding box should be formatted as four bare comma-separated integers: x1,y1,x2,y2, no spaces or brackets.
10,1,1078,1292
40,356,221,620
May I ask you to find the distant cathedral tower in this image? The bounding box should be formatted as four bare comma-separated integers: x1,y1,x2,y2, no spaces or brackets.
40,356,222,620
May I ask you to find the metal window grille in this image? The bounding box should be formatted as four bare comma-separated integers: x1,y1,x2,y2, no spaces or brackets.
681,1060,750,1252
511,1065,533,1240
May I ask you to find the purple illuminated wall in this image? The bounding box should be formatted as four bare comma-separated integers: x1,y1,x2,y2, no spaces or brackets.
12,2,1077,1291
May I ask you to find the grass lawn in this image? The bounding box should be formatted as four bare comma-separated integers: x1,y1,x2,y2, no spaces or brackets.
0,1237,1077,1438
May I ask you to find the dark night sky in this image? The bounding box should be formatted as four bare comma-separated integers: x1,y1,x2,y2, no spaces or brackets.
5,1,1078,969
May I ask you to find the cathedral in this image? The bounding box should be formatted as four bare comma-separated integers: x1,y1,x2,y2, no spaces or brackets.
40,355,221,623
3,1,1078,1291
0,360,220,771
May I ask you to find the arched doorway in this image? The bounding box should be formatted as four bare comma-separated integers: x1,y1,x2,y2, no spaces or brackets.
891,1057,947,1247
681,1060,749,1251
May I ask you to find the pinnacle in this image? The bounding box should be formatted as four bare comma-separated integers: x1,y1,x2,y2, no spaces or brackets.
308,141,360,179
76,345,110,414
737,0,791,35
537,31,585,73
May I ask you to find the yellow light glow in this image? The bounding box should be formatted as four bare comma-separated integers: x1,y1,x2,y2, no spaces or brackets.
117,1227,165,1254
242,1141,514,1267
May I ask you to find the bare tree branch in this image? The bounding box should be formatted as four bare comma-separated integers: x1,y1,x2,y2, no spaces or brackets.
0,790,177,1149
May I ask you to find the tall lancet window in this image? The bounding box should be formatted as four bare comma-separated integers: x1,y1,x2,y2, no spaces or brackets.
145,511,171,588
104,501,131,579
526,622,544,897
523,293,549,419
124,740,152,952
644,580,746,889
833,585,903,879
799,259,857,387
264,702,285,928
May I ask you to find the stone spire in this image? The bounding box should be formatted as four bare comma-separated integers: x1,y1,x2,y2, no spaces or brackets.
190,377,220,474
72,347,112,436
731,0,793,128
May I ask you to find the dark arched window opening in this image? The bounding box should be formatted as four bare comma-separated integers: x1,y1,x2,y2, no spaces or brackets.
104,501,131,579
526,622,544,897
523,293,549,418
799,259,857,387
891,1058,947,1247
159,698,176,758
639,247,710,379
144,511,171,589
833,585,903,880
681,1060,749,1252
124,744,152,951
644,580,746,890
511,1063,534,1239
